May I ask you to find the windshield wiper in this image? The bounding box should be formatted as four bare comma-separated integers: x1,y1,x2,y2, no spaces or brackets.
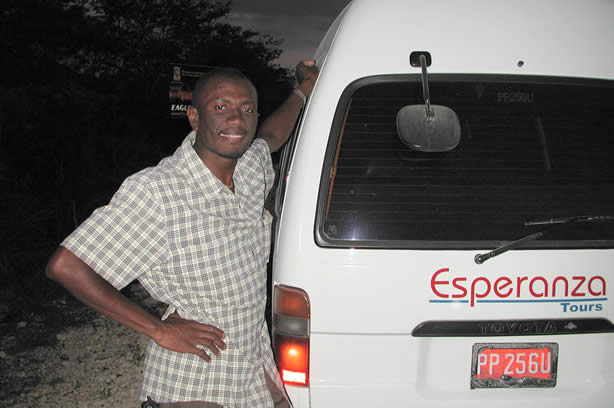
474,214,614,264
523,214,614,226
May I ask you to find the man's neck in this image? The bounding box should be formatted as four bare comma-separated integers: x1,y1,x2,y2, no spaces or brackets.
192,144,237,188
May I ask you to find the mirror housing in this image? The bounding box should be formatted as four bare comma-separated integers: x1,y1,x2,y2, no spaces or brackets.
396,104,461,152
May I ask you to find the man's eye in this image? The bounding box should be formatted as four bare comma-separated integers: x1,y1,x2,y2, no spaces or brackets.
214,105,226,111
243,107,255,113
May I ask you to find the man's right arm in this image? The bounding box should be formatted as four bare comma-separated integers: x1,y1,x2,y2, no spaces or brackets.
257,60,319,152
45,246,226,361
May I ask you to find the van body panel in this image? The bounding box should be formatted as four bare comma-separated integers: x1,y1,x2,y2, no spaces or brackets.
315,0,614,82
272,0,614,406
307,334,613,407
278,249,612,334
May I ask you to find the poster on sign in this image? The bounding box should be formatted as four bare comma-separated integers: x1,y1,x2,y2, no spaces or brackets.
168,63,219,118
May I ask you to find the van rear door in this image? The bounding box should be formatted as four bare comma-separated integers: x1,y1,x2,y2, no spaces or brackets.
302,75,614,407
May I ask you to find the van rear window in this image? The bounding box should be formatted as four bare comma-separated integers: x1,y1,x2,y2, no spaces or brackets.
318,76,614,248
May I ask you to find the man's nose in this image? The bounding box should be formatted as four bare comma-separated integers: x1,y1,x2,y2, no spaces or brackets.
225,106,244,121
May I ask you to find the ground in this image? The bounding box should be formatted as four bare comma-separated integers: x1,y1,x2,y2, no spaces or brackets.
0,283,165,408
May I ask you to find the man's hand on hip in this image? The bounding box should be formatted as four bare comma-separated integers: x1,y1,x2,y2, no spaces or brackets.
154,311,226,362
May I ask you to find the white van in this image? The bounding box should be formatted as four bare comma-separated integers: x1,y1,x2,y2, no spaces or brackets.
270,0,614,406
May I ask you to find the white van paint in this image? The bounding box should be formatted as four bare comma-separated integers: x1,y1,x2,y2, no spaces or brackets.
272,0,614,406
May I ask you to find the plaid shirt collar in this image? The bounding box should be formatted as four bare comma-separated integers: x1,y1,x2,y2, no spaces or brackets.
181,130,247,195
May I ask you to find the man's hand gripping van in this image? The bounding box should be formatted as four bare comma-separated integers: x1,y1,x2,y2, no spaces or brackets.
271,0,614,406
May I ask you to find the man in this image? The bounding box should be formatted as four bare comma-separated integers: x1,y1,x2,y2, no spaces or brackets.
45,61,318,407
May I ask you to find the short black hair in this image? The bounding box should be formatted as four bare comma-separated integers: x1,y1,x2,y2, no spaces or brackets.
191,68,257,109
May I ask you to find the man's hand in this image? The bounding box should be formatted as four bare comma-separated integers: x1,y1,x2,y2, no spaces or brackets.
296,60,318,83
295,60,319,97
257,59,320,152
154,311,226,362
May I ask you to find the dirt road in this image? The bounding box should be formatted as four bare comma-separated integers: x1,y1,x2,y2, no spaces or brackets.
0,283,162,408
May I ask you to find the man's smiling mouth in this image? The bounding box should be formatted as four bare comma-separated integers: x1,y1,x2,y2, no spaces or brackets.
219,129,246,139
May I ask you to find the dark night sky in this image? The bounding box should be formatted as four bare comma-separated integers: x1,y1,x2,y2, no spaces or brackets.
227,0,351,68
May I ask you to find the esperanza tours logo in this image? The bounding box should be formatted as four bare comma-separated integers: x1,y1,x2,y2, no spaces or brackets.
430,268,607,312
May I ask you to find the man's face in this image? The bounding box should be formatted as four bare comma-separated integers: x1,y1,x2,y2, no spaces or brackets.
189,77,258,160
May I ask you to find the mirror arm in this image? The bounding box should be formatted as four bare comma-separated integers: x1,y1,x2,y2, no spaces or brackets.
420,54,434,121
396,51,461,152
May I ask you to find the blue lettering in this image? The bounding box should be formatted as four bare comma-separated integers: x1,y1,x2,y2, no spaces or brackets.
561,302,603,312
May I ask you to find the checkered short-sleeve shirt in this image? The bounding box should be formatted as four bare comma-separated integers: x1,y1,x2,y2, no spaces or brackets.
62,132,284,407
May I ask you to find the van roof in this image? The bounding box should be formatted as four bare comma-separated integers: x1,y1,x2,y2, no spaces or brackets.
314,0,614,83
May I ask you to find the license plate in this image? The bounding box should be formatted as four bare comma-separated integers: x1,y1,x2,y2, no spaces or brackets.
471,343,558,389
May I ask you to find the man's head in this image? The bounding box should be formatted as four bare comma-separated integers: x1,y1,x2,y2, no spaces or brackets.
188,68,259,162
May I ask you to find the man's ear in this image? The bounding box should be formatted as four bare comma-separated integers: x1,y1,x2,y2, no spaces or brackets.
187,106,199,131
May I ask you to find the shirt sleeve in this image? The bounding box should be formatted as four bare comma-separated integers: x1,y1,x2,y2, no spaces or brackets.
61,174,168,290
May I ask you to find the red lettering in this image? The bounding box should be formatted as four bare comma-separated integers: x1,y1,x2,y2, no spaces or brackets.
529,277,548,297
430,268,606,305
552,276,568,297
516,276,528,297
471,277,491,307
431,268,450,298
452,277,468,298
588,276,606,296
571,276,586,296
494,277,513,298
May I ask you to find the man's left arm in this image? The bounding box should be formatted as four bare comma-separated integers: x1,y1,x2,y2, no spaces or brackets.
258,61,319,153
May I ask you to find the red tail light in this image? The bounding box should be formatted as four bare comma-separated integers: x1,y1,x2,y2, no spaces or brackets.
273,285,310,386
276,334,309,385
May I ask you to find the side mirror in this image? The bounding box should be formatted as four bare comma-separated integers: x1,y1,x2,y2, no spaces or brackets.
396,104,460,152
397,52,461,152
